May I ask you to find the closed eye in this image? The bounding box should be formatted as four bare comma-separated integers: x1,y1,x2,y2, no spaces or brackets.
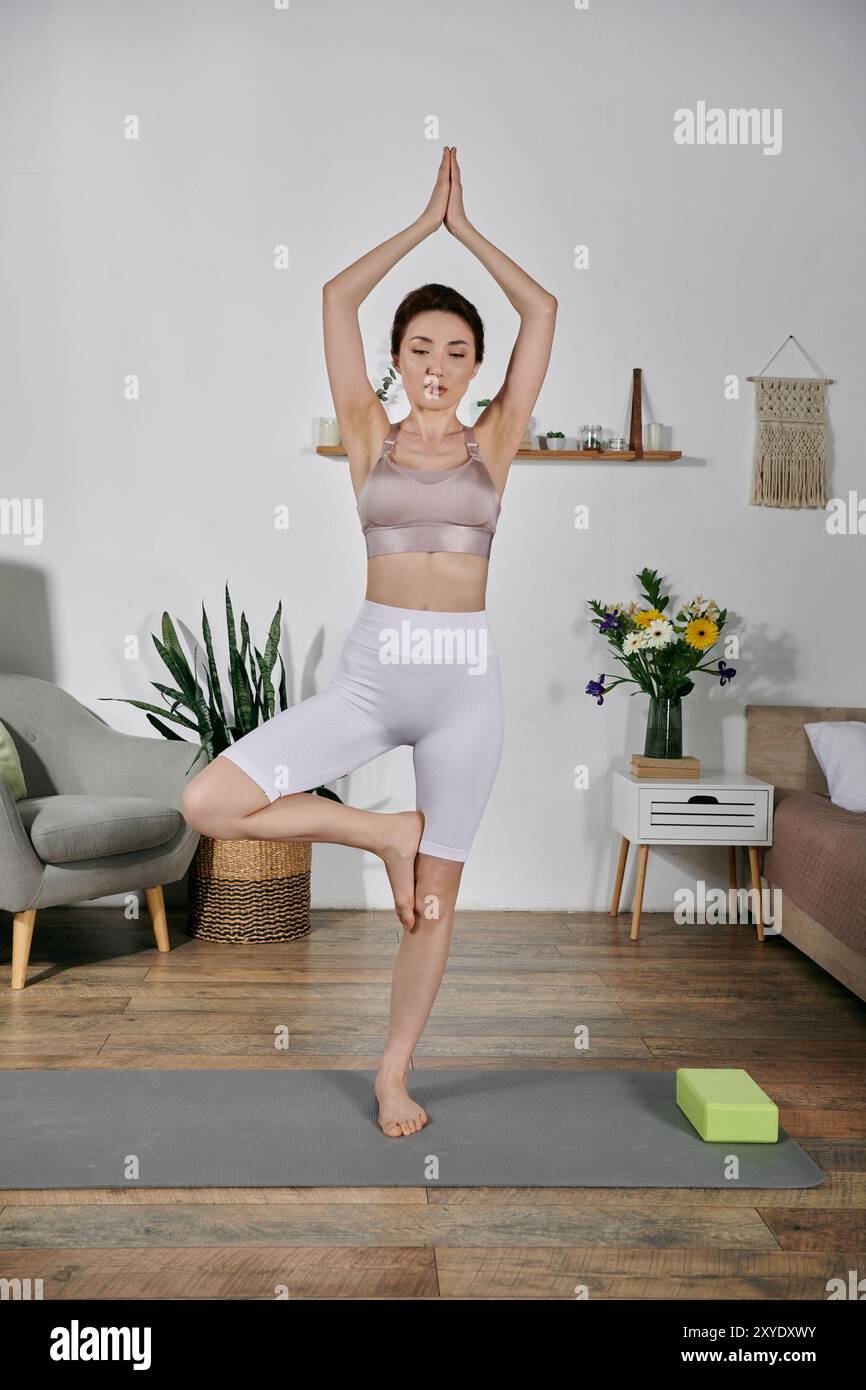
412,349,465,358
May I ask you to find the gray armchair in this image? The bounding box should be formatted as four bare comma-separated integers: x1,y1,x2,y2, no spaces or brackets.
0,674,207,989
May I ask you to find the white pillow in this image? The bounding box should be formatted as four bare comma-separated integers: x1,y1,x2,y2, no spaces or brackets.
804,721,866,812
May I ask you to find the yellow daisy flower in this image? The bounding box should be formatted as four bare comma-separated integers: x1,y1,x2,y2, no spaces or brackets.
685,617,719,650
633,608,663,628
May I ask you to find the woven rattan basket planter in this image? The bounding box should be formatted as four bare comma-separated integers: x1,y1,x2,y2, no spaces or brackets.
187,834,313,943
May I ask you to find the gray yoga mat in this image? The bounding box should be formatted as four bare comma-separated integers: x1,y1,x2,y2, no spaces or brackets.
0,1068,824,1189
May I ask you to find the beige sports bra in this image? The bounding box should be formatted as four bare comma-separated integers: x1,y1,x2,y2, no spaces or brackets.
357,419,502,559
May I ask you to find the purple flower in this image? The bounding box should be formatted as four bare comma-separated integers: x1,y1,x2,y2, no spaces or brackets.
599,610,621,633
717,659,736,686
586,674,607,704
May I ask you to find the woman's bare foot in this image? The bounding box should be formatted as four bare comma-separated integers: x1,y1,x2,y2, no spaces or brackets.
374,1061,429,1138
378,810,424,930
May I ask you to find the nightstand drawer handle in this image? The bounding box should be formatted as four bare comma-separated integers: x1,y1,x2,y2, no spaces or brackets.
687,794,720,804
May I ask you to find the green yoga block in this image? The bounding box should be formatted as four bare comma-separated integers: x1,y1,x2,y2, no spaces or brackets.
676,1068,779,1143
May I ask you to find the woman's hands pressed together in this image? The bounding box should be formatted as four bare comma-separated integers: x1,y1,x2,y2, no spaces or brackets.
444,147,470,235
420,145,452,232
419,145,470,236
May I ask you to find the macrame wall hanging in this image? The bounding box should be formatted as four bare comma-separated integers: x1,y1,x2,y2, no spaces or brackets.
747,335,835,509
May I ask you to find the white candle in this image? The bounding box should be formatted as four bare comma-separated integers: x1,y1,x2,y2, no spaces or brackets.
646,422,664,451
318,416,341,445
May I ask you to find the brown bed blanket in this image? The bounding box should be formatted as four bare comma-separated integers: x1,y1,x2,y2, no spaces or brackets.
762,790,866,951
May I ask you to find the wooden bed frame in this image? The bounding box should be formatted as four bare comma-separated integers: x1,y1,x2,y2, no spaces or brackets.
746,704,866,1003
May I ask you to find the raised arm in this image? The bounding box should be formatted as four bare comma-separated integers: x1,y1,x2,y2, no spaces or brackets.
444,148,557,470
322,147,452,468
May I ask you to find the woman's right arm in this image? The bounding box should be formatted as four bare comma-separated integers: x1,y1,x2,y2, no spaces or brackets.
322,147,452,467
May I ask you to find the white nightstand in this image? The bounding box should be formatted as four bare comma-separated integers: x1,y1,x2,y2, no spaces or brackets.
610,765,774,941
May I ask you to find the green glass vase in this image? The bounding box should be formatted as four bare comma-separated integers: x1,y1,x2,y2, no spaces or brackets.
644,694,683,759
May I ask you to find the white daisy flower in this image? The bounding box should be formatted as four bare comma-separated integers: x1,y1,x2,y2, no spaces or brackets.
645,619,677,647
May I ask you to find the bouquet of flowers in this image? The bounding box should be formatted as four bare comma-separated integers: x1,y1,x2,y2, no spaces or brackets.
585,568,736,758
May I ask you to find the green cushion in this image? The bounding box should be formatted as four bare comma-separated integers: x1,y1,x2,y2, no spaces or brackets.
0,718,26,801
677,1068,779,1143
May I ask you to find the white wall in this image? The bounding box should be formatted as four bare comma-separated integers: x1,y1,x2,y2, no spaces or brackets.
2,0,864,911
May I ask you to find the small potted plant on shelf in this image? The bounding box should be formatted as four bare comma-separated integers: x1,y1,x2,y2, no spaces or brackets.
585,567,737,759
101,584,342,945
544,430,566,450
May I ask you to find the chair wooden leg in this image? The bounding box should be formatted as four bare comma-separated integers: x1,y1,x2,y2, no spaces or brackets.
144,886,170,952
631,845,649,942
610,835,630,919
747,847,765,943
11,909,37,990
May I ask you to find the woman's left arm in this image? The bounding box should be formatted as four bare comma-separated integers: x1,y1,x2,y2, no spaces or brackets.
445,148,557,461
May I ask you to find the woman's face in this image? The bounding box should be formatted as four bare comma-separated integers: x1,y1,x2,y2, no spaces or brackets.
394,310,480,407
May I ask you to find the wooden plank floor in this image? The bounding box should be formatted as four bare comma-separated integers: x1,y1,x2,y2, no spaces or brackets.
1,905,865,1300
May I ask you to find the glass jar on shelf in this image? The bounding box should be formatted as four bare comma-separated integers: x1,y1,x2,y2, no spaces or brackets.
578,423,604,451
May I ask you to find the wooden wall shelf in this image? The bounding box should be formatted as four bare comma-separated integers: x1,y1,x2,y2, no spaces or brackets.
315,445,682,461
317,366,684,463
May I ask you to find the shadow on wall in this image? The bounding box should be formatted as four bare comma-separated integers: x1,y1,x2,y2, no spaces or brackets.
1,560,57,684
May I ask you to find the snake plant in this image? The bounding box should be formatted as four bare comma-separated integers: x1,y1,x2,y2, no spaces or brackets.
101,583,342,800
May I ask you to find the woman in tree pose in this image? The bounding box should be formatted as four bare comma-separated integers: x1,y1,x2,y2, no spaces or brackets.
182,147,557,1137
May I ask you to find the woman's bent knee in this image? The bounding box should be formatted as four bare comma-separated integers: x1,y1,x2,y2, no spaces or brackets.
180,776,225,836
180,757,270,835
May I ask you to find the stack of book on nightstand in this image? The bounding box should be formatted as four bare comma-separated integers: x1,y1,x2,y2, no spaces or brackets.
630,754,701,780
